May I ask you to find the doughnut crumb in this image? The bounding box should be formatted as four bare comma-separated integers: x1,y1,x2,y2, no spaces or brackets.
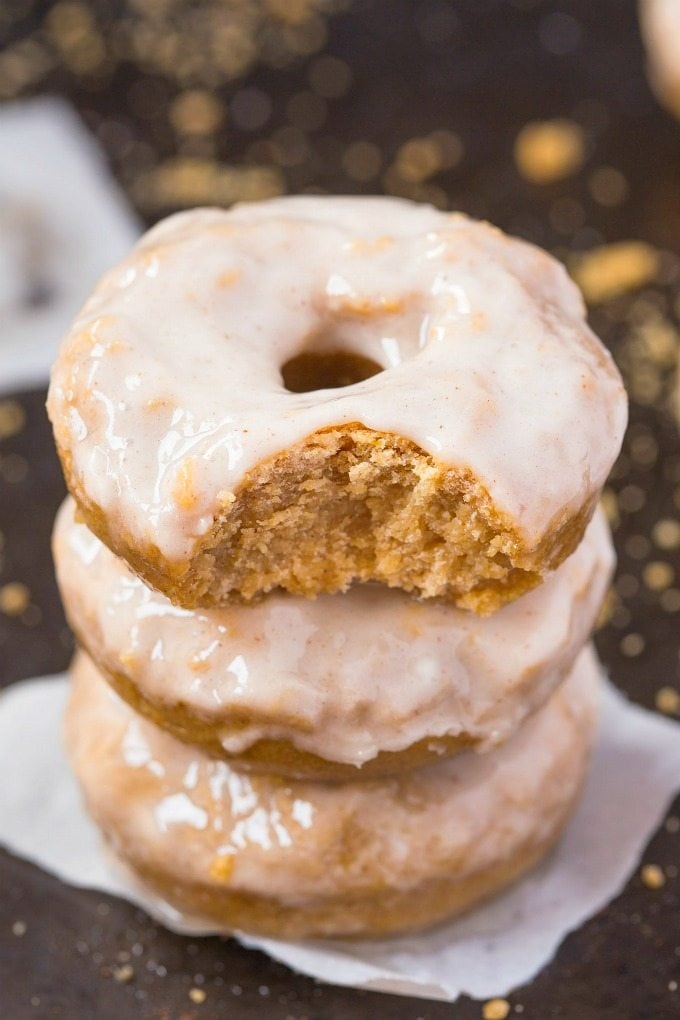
68,425,594,613
514,119,584,184
179,426,591,612
482,1000,511,1020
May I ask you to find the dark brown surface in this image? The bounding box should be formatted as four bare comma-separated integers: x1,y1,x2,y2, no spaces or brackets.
1,0,680,1017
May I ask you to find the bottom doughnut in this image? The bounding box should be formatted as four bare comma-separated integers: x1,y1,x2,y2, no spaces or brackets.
65,647,600,939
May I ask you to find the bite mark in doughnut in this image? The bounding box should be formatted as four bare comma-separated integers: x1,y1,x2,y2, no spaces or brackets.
48,197,627,611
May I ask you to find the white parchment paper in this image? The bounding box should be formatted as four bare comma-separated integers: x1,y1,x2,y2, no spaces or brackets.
1,673,679,1003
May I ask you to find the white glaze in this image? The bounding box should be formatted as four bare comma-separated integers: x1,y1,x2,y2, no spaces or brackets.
55,497,613,765
47,197,627,564
66,648,599,908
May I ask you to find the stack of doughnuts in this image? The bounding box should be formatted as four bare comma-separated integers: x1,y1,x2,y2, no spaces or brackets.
48,196,627,938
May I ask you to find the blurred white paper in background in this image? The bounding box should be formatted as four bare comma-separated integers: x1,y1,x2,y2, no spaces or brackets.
0,97,139,391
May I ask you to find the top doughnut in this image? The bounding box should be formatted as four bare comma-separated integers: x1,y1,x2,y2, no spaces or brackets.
47,196,627,612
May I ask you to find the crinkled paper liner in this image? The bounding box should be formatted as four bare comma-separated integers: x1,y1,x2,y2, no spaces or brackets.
2,674,679,1003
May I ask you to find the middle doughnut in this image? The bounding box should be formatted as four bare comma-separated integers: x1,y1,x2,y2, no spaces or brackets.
54,497,613,781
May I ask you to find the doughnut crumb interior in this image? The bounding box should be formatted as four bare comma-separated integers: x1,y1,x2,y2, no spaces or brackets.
180,425,592,612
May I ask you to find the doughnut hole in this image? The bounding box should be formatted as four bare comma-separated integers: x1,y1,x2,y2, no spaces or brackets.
281,351,384,393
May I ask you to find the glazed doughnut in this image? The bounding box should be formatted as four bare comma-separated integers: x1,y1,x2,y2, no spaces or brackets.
640,0,680,118
65,647,599,939
47,196,626,613
54,497,612,779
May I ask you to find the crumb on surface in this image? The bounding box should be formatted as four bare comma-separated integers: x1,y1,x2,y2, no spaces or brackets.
0,400,26,440
514,119,584,183
588,166,629,207
482,999,511,1020
0,581,30,616
620,632,645,657
570,242,659,303
641,863,666,889
643,561,674,591
655,687,680,715
652,519,680,550
170,90,224,136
